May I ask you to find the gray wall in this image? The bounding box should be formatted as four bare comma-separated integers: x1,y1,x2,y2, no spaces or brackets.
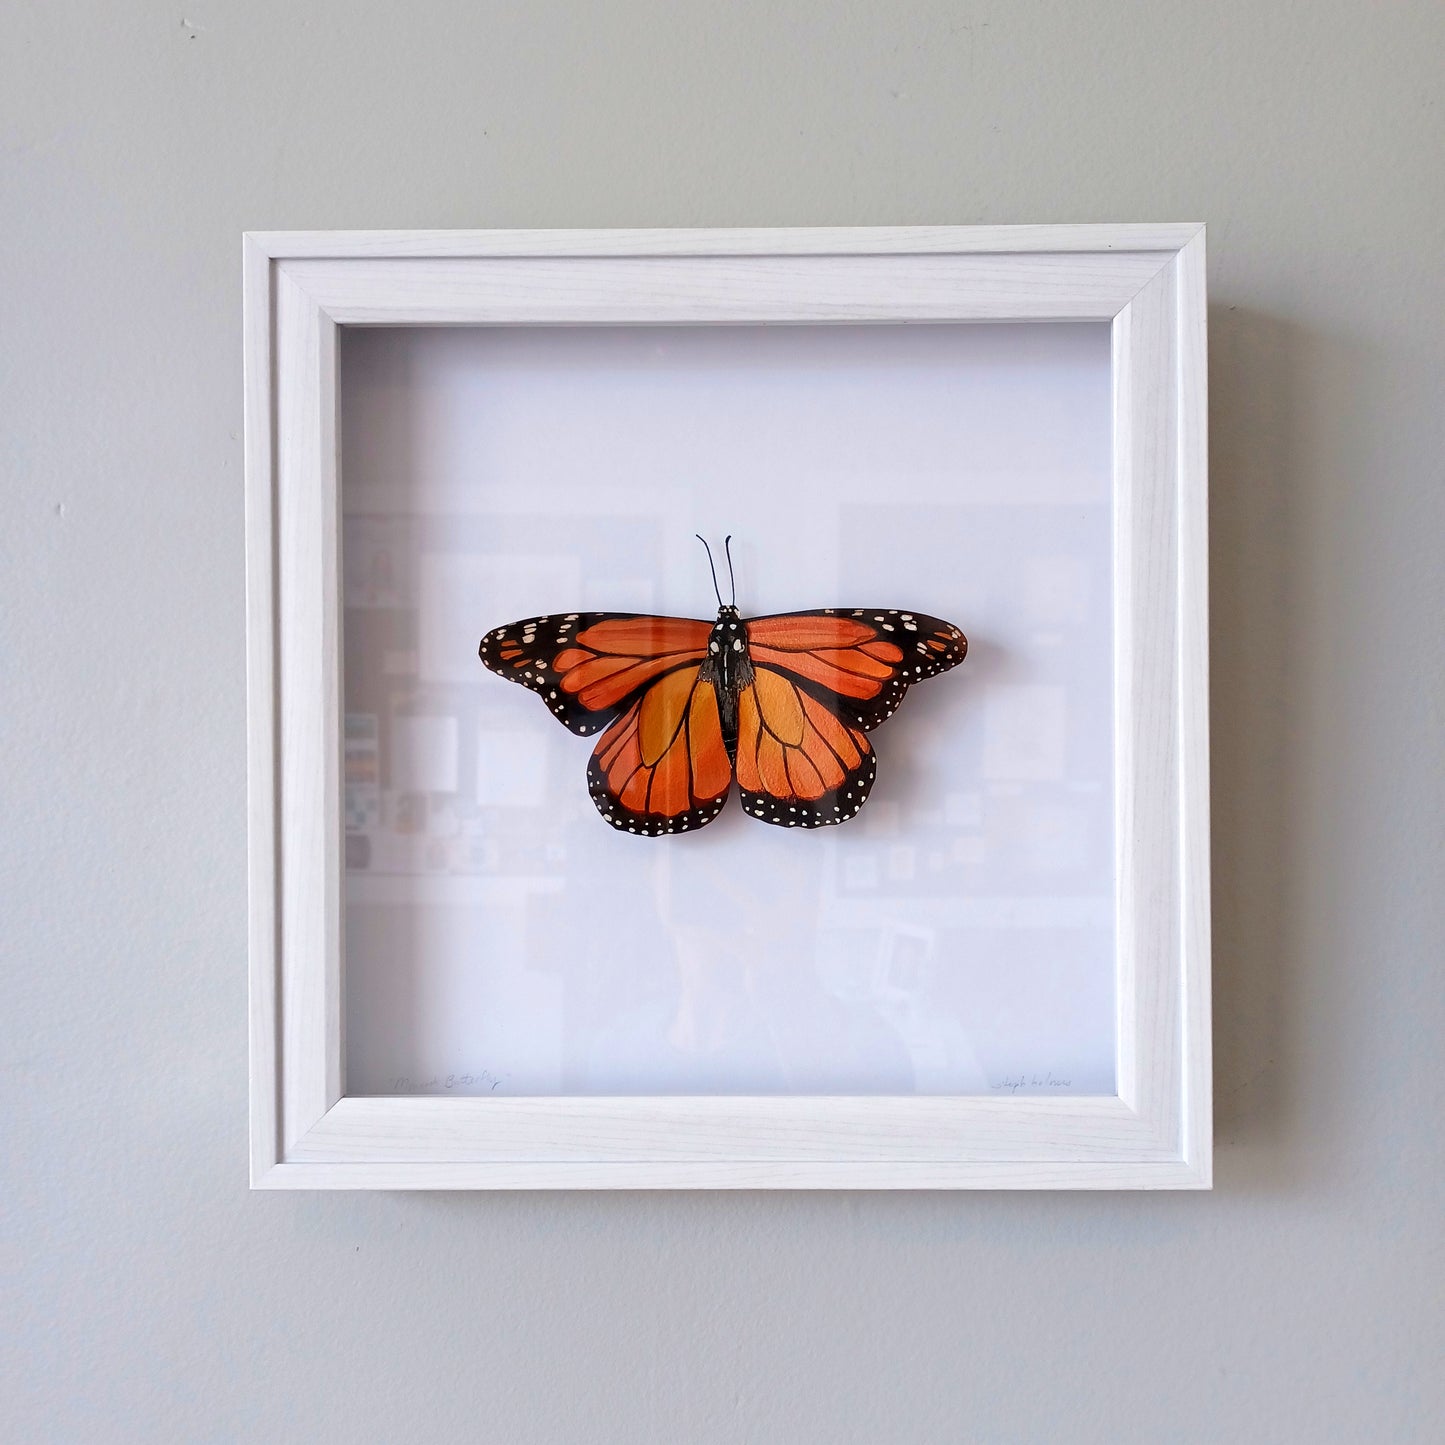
5,3,1442,1441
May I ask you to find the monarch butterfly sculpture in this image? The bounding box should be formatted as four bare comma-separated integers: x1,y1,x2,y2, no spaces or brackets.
479,537,967,835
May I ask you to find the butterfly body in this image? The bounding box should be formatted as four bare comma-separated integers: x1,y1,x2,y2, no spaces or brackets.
700,604,754,745
480,587,967,837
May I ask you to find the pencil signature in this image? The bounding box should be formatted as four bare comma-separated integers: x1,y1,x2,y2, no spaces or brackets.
990,1072,1073,1093
389,1070,505,1094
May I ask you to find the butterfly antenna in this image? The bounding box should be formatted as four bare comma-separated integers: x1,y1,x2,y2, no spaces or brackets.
696,534,724,609
723,534,737,606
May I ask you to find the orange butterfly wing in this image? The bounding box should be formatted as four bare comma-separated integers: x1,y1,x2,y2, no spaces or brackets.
479,613,712,736
480,612,731,834
587,665,733,835
734,666,877,827
746,608,967,731
736,609,966,829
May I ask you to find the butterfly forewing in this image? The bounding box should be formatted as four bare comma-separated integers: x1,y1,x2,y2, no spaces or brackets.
745,608,967,731
478,612,712,737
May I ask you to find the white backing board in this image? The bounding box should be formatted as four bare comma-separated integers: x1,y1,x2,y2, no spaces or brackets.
339,322,1116,1097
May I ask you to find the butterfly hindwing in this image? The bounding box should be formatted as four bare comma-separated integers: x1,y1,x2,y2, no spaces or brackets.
745,609,967,731
586,665,733,835
734,666,877,829
479,612,713,737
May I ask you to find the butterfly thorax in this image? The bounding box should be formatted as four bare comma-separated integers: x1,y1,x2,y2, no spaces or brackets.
700,604,753,749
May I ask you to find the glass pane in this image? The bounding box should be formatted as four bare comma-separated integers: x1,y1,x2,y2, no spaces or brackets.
339,322,1115,1097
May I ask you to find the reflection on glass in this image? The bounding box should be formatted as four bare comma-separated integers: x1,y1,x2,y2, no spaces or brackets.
340,322,1117,1098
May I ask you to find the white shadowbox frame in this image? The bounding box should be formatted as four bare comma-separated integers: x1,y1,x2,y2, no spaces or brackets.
244,225,1210,1190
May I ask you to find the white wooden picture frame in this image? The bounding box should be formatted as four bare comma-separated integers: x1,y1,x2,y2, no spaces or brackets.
245,225,1210,1189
